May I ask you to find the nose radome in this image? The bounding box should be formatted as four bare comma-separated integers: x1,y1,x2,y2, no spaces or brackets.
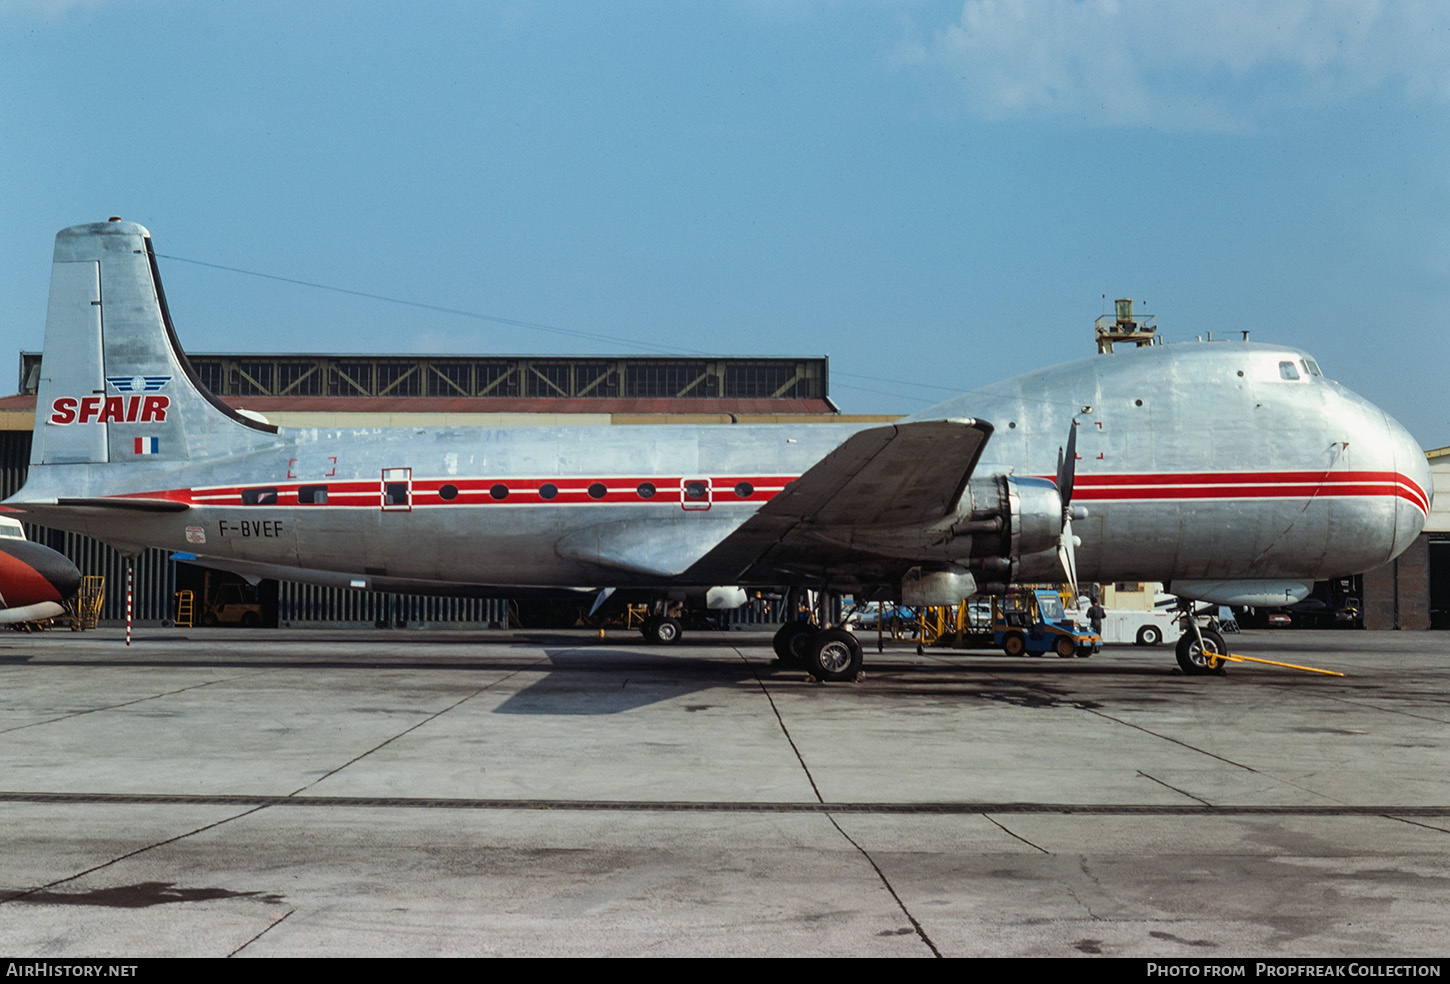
32,543,82,600
1386,410,1431,557
0,539,81,606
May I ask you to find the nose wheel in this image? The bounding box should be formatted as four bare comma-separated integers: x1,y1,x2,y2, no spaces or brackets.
1176,627,1227,675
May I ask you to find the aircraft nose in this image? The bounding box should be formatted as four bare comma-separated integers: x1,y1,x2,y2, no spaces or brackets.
1384,410,1431,557
0,539,82,606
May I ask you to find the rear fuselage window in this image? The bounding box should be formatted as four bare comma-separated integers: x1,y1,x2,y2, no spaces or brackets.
241,488,278,505
298,485,328,505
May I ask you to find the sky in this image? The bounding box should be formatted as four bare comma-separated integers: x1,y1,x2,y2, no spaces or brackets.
2,0,1447,445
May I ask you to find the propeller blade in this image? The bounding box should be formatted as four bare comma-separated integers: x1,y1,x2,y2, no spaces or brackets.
1058,514,1079,600
1056,420,1081,597
1056,420,1078,508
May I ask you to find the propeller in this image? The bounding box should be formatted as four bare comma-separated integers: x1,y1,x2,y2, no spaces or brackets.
1056,420,1080,599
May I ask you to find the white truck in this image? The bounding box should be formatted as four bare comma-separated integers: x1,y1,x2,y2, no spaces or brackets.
1070,604,1178,646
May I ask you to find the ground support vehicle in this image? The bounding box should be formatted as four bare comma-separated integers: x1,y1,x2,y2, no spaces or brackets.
1066,605,1177,646
993,588,1100,658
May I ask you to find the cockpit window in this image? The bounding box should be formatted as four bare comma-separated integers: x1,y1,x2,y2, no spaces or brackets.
1302,358,1321,377
1278,361,1300,381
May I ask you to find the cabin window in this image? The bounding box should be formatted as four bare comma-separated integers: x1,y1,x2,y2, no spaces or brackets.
539,483,558,500
734,482,754,498
439,484,458,501
587,483,607,500
681,478,712,511
241,487,278,505
490,484,508,500
298,484,328,505
637,482,656,499
1278,361,1300,380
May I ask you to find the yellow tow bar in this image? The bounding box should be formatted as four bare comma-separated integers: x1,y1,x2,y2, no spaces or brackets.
1215,651,1344,677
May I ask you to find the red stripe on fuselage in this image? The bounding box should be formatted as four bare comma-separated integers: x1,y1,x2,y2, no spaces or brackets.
108,470,1429,516
1069,470,1429,515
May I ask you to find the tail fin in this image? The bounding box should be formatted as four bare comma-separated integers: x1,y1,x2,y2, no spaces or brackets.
32,219,277,469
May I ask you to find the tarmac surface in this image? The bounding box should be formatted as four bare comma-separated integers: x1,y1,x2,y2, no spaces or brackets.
0,625,1446,958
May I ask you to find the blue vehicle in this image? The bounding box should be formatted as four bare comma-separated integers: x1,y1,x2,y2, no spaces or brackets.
992,588,1099,658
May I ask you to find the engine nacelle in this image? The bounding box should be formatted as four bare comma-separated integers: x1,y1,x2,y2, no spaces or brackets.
797,474,1064,582
901,566,977,607
948,475,1063,577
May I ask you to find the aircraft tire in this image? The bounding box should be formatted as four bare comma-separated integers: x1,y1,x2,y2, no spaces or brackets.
1136,625,1162,646
809,628,862,682
641,617,659,643
1175,628,1227,675
773,621,815,665
653,617,683,645
1054,636,1077,658
1002,632,1027,657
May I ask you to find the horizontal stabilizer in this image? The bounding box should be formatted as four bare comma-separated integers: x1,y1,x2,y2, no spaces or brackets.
14,497,191,516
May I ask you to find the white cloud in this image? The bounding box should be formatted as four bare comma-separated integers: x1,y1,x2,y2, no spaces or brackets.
912,0,1450,129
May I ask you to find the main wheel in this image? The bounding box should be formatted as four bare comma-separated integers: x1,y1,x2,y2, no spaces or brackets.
1054,635,1077,658
1002,632,1027,657
641,617,660,643
808,628,863,682
1176,628,1227,675
1136,624,1162,647
652,616,683,645
773,622,816,665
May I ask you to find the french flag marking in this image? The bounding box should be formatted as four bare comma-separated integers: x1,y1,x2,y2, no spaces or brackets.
134,437,160,455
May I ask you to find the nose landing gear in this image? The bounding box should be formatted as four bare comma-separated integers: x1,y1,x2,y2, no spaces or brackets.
1175,625,1227,675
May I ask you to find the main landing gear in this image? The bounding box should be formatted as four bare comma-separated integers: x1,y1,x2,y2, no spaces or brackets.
771,588,865,682
772,621,864,682
638,601,684,645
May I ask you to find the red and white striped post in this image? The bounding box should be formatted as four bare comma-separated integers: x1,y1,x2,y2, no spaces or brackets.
125,560,133,647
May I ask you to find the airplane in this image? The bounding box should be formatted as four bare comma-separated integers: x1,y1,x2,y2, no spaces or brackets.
0,516,83,624
4,219,1431,678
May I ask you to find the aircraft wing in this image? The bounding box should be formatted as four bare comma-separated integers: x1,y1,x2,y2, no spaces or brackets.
687,417,993,585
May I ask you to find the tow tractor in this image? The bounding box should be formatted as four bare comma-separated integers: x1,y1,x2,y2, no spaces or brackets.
992,586,1100,658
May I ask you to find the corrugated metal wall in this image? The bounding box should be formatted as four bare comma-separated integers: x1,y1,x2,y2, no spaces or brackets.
278,582,508,627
